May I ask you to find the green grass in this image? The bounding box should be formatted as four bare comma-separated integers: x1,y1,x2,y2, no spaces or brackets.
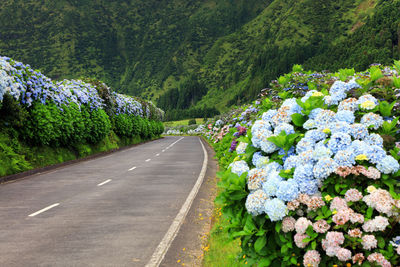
163,118,205,127
202,206,242,267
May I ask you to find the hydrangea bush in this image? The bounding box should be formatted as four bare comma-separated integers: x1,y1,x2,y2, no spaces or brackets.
0,56,164,146
211,63,400,266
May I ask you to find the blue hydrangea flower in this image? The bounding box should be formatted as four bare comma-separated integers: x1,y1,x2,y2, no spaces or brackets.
334,110,355,124
357,94,378,106
304,130,327,143
276,179,299,202
296,178,319,195
297,150,315,166
361,113,384,130
264,198,288,221
260,139,279,154
376,156,400,174
245,189,268,216
229,160,249,177
301,90,318,103
274,123,295,135
296,138,315,154
350,123,369,140
262,110,278,122
312,144,333,161
303,119,317,130
366,145,387,165
263,162,283,173
350,140,370,155
308,108,323,120
334,150,356,167
313,157,338,180
338,98,359,112
365,133,383,147
247,168,268,191
262,171,282,197
236,142,248,154
252,152,269,168
293,164,314,181
328,121,352,135
283,155,298,170
314,110,336,128
328,132,352,153
281,98,303,114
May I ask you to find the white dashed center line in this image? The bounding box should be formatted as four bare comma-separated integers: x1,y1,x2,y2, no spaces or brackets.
128,166,137,171
97,179,112,187
156,153,160,157
145,159,151,162
29,203,60,217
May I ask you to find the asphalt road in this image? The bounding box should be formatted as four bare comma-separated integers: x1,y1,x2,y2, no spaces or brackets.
0,136,206,267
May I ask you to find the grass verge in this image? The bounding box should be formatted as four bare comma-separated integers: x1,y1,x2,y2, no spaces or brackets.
202,206,242,267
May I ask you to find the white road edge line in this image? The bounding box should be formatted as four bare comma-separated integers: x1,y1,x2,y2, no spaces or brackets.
128,166,137,171
97,179,112,186
145,137,208,267
28,203,60,217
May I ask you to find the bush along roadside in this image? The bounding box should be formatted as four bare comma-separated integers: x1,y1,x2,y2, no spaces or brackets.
0,56,164,177
205,63,400,266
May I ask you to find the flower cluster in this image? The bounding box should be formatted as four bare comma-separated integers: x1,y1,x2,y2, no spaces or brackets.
222,66,400,265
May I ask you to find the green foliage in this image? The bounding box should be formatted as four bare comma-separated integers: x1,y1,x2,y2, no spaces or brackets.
188,118,197,125
267,131,300,153
23,103,62,146
337,68,355,81
114,114,134,137
295,95,327,116
379,100,396,117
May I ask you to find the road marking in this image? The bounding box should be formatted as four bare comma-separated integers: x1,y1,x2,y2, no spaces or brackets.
29,203,60,217
97,179,112,186
146,137,208,267
162,150,165,152
128,166,137,171
156,153,160,157
145,159,151,162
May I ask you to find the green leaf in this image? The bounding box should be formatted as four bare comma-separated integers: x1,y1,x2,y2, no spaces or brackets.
377,236,385,249
311,240,317,250
258,258,271,267
290,257,297,265
280,244,288,254
292,64,303,72
370,66,384,82
366,207,373,219
254,236,267,253
291,113,306,127
394,59,400,73
393,76,400,88
275,221,282,233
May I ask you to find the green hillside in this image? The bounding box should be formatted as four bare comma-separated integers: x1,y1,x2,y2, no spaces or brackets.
1,0,399,120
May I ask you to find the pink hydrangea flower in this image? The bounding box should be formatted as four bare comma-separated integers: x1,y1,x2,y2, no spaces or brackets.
295,217,312,234
352,253,365,265
282,216,296,233
313,220,330,233
345,188,363,202
336,248,352,262
303,250,320,267
294,233,309,248
348,228,362,238
362,235,377,250
330,197,347,211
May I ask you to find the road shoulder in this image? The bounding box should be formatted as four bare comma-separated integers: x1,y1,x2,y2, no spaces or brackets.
160,137,218,267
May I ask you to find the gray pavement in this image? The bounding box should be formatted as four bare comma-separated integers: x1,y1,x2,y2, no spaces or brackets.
0,136,205,267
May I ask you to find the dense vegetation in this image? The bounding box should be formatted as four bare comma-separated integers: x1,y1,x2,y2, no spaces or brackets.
203,64,400,266
1,0,399,120
0,56,164,177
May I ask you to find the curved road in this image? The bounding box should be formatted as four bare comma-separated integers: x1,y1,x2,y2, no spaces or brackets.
0,136,206,267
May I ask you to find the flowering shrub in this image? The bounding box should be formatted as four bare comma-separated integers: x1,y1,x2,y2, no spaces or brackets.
212,63,400,266
0,56,164,146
